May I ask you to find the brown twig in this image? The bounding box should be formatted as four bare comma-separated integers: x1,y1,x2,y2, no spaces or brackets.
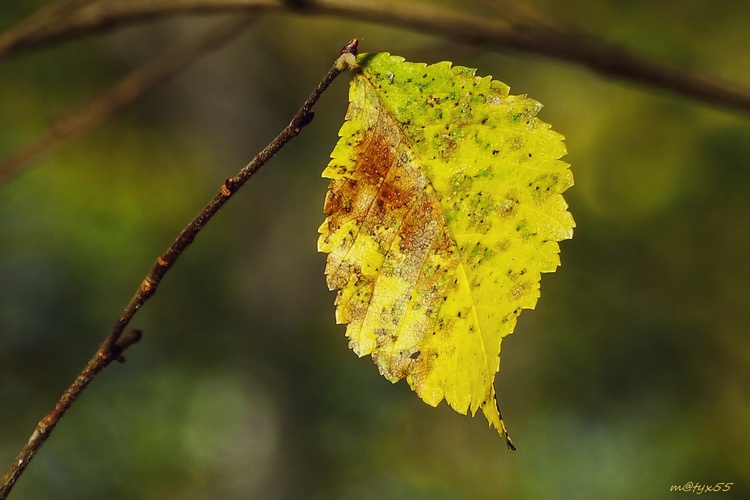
1,0,750,114
0,38,358,500
0,14,254,183
0,0,97,52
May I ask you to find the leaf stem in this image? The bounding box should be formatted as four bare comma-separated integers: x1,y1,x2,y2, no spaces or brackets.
0,38,358,500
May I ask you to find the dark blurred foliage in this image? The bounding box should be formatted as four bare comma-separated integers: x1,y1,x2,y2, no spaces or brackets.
1,1,749,499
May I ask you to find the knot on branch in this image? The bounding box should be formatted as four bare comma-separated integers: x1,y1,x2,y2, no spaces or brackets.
112,329,143,363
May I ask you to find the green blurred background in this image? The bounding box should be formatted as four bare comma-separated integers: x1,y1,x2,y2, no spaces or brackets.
1,1,749,498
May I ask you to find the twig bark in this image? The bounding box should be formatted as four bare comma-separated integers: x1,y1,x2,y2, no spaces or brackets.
0,38,358,500
1,0,750,114
0,14,254,183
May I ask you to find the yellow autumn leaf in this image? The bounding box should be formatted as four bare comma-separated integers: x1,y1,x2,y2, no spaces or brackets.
318,53,574,448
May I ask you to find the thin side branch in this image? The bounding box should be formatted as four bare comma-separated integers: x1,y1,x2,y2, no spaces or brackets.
0,0,97,52
1,0,750,114
0,15,254,183
0,38,359,500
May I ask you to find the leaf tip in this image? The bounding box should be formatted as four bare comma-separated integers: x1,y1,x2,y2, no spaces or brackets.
482,393,516,450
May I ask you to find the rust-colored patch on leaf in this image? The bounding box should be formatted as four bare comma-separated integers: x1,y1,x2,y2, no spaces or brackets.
321,107,458,374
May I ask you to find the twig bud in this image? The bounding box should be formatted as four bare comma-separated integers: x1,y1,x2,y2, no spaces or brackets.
112,329,143,363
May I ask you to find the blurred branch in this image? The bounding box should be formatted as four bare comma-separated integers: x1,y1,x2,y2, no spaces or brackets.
0,15,254,183
2,0,750,114
0,38,359,500
0,0,97,53
472,0,564,34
